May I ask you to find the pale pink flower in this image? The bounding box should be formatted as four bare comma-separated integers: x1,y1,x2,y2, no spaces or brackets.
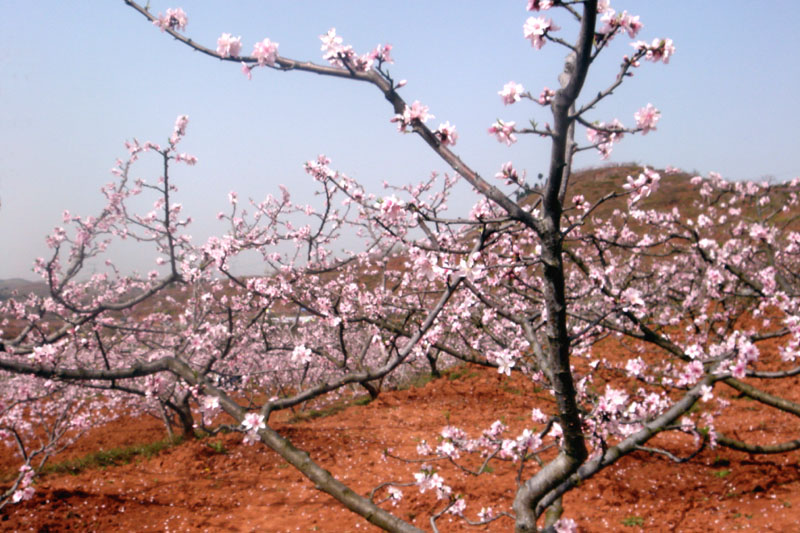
623,167,660,203
434,122,458,146
216,33,242,58
153,8,188,32
376,195,405,223
320,28,355,67
478,507,495,521
531,408,548,423
448,497,466,516
554,517,578,533
625,357,647,378
390,101,434,131
253,38,279,66
599,10,642,39
538,87,555,105
414,466,445,494
621,12,643,38
634,103,660,134
411,249,442,281
492,349,516,376
291,344,313,364
242,413,265,431
172,114,189,143
407,101,433,122
499,81,525,105
202,396,220,411
175,153,197,165
495,161,524,185
678,360,704,387
387,486,403,505
12,465,35,503
488,120,517,145
523,17,559,50
369,44,393,64
437,440,460,459
526,0,553,10
416,440,433,455
586,119,624,159
631,38,676,64
699,384,714,402
484,420,506,440
241,62,252,80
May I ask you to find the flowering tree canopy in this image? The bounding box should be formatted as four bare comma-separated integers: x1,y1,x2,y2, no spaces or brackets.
1,2,798,532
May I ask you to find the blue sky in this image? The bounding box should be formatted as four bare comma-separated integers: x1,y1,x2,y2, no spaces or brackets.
1,1,799,279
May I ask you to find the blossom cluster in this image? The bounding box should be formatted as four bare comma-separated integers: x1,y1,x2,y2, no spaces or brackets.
153,8,187,32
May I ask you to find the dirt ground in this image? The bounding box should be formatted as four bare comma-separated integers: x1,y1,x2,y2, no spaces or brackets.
2,363,799,532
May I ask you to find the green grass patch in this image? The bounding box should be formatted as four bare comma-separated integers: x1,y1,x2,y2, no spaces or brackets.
206,441,228,455
444,367,479,381
42,436,183,476
621,515,645,527
288,394,374,423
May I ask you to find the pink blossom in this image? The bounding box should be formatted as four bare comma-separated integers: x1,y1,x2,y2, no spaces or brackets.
376,195,405,223
242,412,265,431
623,168,660,203
523,17,559,50
599,10,642,39
488,120,517,146
437,440,460,459
406,101,433,123
526,0,553,11
478,507,495,521
175,153,197,165
320,28,355,68
241,62,252,80
153,8,188,32
699,384,714,402
495,161,524,185
634,103,660,134
171,114,189,144
216,33,242,58
631,38,676,64
485,420,506,439
492,349,516,376
434,121,458,146
448,497,466,516
414,466,446,495
625,357,647,378
368,44,393,64
499,81,525,105
538,87,555,105
678,360,704,387
531,408,548,423
291,344,313,364
410,249,442,281
387,486,403,505
390,101,434,131
416,440,433,455
554,517,578,533
11,465,35,503
253,38,279,66
586,119,624,159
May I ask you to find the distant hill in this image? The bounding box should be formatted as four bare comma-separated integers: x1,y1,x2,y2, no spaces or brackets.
0,278,50,301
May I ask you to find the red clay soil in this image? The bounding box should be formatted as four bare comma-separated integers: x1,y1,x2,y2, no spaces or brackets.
2,364,800,533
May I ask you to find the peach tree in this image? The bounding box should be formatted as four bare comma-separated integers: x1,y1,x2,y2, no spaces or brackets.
1,1,799,531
